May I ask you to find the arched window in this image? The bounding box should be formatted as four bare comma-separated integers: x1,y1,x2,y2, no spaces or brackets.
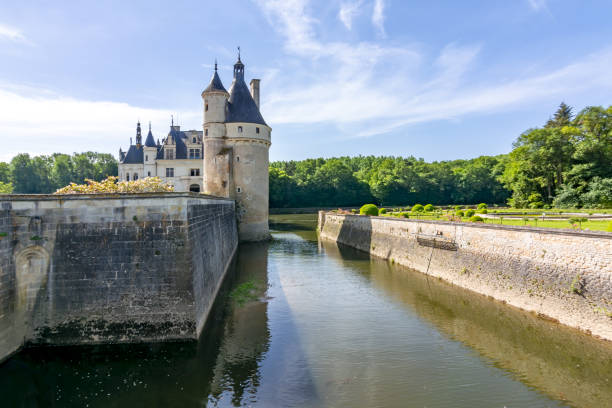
133,173,138,180
238,126,243,133
147,171,151,177
192,137,196,143
189,184,201,193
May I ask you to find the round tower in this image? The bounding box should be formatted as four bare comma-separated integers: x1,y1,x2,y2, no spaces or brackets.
202,62,230,198
225,54,271,242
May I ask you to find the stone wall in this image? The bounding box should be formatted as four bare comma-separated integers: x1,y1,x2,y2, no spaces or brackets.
318,212,612,340
0,193,238,363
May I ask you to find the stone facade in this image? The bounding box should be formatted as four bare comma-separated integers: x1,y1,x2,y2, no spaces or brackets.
118,122,204,193
318,212,612,340
0,193,238,363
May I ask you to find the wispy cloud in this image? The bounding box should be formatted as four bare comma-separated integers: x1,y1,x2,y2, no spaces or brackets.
0,85,199,161
254,0,612,139
338,0,363,30
527,0,548,12
372,0,386,38
0,23,27,43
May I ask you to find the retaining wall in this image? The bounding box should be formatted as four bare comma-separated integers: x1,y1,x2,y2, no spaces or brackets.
318,212,612,340
0,193,238,363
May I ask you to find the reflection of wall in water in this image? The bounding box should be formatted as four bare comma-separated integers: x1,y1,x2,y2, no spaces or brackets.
321,239,612,408
208,241,271,405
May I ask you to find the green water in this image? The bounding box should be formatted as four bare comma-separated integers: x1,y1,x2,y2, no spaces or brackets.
1,214,611,407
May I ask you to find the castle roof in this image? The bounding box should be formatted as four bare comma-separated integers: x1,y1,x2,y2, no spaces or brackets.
144,123,156,147
156,127,203,160
203,63,228,94
122,145,144,164
226,56,267,126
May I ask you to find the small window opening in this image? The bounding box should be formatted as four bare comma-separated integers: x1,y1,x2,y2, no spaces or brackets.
205,129,208,136
236,156,240,162
126,174,130,181
133,173,138,181
237,186,242,193
147,171,151,177
192,137,196,143
205,104,208,111
190,168,201,176
145,155,148,161
238,126,243,133
256,127,260,134
166,168,174,177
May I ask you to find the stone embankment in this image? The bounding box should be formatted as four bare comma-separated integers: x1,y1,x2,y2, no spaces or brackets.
318,212,612,340
0,193,238,363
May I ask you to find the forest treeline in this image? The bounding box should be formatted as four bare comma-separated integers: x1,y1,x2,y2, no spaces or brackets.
270,103,611,208
0,152,117,194
1,104,610,208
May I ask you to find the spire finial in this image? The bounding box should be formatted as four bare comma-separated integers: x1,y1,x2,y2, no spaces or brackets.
214,59,218,71
149,121,151,131
171,115,174,126
237,46,241,61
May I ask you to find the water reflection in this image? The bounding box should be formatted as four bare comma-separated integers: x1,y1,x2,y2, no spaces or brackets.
320,237,612,408
1,214,610,408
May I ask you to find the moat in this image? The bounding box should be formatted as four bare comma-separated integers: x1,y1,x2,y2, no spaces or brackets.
1,214,611,407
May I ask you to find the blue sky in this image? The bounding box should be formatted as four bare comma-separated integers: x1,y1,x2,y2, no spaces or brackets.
0,0,611,162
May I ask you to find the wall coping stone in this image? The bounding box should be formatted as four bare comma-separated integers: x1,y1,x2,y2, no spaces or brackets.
1,192,232,202
322,212,612,240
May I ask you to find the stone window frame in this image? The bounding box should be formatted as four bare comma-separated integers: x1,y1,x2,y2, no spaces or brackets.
166,168,175,178
190,168,200,177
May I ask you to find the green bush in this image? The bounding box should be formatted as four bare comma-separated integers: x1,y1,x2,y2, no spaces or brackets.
412,204,424,212
469,215,484,222
379,208,387,214
359,204,379,216
607,221,612,232
424,204,435,212
401,212,410,218
454,205,461,211
477,203,487,209
351,209,357,213
478,209,488,214
456,210,465,217
465,209,475,217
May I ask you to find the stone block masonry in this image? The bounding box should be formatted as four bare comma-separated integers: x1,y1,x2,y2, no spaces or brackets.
0,193,238,363
319,212,612,340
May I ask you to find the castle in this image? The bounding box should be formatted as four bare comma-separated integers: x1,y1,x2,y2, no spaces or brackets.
118,53,271,241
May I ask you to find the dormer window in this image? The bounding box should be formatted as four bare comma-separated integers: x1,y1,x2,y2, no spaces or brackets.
166,149,174,160
238,126,243,133
192,137,196,143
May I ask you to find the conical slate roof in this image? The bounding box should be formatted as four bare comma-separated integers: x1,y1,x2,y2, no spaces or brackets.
144,125,156,147
203,70,227,94
227,79,266,125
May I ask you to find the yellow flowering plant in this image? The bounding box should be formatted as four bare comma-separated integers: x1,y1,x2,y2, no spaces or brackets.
54,176,174,194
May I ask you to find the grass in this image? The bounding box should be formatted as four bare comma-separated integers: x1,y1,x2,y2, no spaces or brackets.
381,211,610,231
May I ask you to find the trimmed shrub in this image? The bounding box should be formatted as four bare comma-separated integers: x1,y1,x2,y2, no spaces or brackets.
455,210,465,217
454,205,462,211
465,209,475,217
401,212,409,218
412,204,424,212
359,204,379,216
478,209,488,214
477,203,488,209
379,208,387,214
607,221,612,232
469,215,484,222
424,204,435,212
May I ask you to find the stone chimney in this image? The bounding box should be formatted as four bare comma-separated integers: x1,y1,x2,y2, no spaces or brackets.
250,79,260,109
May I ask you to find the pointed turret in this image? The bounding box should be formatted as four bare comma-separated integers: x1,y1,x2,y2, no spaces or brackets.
144,121,156,147
226,53,266,125
135,121,142,146
202,61,228,94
